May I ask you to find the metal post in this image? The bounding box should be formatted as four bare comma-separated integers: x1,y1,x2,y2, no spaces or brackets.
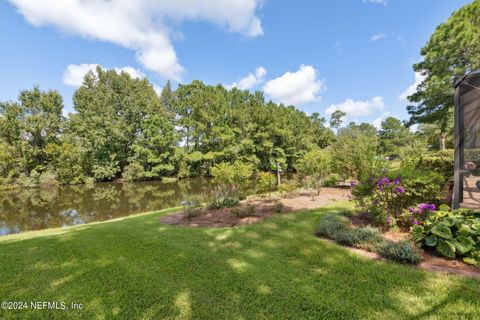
453,81,464,208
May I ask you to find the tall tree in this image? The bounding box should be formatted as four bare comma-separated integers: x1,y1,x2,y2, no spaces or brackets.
378,117,413,157
329,110,346,133
407,0,480,137
70,67,176,181
0,86,64,175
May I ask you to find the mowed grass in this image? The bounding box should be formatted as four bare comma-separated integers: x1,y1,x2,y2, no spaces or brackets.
0,204,479,320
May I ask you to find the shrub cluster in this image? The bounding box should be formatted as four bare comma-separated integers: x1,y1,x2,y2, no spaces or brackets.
352,167,445,228
402,150,454,180
317,213,422,264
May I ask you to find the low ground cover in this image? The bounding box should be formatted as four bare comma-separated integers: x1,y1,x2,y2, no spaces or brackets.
0,204,479,319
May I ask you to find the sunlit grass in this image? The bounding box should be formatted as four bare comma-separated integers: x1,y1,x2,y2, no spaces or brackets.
0,204,479,319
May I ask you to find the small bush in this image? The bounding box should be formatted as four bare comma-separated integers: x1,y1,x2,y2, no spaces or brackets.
272,201,286,213
181,195,204,218
378,241,422,264
208,196,239,209
323,174,340,187
231,204,256,218
278,180,298,198
317,214,421,264
38,169,59,188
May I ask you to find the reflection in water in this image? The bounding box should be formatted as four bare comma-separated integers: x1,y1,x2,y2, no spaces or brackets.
0,178,214,236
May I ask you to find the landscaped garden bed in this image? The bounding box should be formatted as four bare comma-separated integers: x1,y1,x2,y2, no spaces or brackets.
316,211,480,279
160,187,350,227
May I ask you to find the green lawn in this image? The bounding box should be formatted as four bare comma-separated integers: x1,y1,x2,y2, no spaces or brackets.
0,204,479,320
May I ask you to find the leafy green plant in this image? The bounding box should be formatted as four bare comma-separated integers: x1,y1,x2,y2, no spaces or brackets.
411,207,480,266
208,196,239,210
256,171,277,197
278,180,298,198
323,174,340,187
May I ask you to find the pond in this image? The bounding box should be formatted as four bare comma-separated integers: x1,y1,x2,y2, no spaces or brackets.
0,178,216,236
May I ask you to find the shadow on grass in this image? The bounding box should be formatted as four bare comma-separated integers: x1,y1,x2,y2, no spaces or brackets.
0,205,479,319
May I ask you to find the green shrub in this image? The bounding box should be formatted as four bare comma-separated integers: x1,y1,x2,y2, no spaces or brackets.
402,150,454,180
297,149,331,195
278,180,298,198
378,241,422,264
352,168,445,228
208,196,239,209
181,195,204,218
411,207,480,266
231,204,256,218
38,168,59,188
317,213,422,264
323,174,340,187
272,201,286,213
210,161,254,204
257,172,277,195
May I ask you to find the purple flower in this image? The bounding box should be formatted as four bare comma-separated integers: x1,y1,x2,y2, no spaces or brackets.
394,176,402,185
417,203,436,212
350,180,358,187
394,186,405,194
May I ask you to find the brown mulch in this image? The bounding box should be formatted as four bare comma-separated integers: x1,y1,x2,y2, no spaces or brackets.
340,215,480,279
160,187,351,228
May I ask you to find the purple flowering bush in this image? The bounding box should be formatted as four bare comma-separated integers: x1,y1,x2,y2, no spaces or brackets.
352,175,409,227
352,169,444,228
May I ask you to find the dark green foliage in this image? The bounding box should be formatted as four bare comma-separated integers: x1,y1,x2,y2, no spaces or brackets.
378,117,414,158
317,213,422,264
402,150,454,180
0,72,338,187
411,208,480,266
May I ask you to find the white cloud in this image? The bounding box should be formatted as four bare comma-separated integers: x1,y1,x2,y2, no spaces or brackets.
262,65,325,105
399,72,426,102
363,0,388,5
372,112,391,129
62,63,145,87
325,96,385,118
225,66,267,90
371,32,386,42
10,0,264,81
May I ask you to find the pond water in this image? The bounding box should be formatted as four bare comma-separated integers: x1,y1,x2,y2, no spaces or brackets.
0,178,216,236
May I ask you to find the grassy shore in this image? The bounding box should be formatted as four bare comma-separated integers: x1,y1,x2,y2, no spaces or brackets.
0,204,479,319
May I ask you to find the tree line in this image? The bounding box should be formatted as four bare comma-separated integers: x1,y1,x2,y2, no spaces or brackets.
0,66,421,187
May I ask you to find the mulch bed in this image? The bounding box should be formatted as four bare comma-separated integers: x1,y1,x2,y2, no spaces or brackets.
160,187,351,228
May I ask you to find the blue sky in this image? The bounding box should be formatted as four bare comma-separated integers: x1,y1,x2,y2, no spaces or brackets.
0,0,471,127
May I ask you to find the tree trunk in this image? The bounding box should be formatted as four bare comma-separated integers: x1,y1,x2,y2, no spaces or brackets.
440,132,446,150
276,161,281,186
